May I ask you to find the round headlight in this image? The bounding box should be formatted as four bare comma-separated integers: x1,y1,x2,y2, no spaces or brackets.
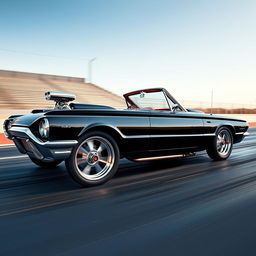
3,120,9,138
3,119,13,138
39,118,49,138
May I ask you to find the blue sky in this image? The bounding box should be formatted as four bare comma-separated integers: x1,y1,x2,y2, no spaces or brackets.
0,0,256,107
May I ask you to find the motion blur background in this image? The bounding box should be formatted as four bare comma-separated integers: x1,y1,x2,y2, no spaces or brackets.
1,0,256,142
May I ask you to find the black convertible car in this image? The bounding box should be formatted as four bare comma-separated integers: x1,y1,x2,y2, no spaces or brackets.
4,88,249,186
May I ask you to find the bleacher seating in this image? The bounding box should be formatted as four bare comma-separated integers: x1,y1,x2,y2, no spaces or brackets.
0,71,126,110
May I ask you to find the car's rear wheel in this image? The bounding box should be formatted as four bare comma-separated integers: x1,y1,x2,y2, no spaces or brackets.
65,131,120,187
206,127,233,160
29,156,63,168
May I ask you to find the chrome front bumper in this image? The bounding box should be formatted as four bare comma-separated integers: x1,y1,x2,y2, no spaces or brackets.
9,126,78,162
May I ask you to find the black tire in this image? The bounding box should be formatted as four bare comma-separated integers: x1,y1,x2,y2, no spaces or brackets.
65,131,120,187
29,156,63,168
206,127,233,161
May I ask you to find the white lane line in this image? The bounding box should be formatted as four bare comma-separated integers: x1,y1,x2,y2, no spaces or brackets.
0,155,28,161
0,144,15,148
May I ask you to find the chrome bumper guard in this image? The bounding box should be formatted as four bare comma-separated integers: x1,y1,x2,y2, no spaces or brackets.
9,126,78,161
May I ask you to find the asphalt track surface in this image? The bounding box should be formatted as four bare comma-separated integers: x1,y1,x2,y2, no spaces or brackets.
0,129,256,256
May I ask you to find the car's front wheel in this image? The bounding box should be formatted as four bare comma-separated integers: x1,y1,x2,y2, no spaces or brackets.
206,127,233,160
65,131,120,187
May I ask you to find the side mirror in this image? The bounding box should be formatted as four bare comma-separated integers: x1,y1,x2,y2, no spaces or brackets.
171,104,180,112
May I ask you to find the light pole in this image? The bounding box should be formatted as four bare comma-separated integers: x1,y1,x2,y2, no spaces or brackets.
88,57,96,83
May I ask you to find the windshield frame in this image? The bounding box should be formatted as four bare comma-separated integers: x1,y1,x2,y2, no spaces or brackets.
123,88,187,112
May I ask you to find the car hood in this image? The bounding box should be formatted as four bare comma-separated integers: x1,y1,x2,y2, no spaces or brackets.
10,113,45,127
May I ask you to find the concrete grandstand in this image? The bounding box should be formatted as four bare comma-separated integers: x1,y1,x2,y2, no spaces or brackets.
0,70,126,110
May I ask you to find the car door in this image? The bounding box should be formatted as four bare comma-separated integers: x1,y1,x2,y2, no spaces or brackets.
149,111,205,153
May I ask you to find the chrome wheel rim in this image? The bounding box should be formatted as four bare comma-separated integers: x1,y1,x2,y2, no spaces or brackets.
75,136,115,180
216,130,232,156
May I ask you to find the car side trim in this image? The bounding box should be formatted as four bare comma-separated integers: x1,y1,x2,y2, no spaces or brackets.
123,133,216,139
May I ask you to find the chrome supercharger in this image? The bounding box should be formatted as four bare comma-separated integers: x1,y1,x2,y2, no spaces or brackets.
45,91,76,110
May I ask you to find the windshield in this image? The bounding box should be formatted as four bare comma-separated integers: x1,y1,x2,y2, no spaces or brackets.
124,88,185,111
128,91,169,110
